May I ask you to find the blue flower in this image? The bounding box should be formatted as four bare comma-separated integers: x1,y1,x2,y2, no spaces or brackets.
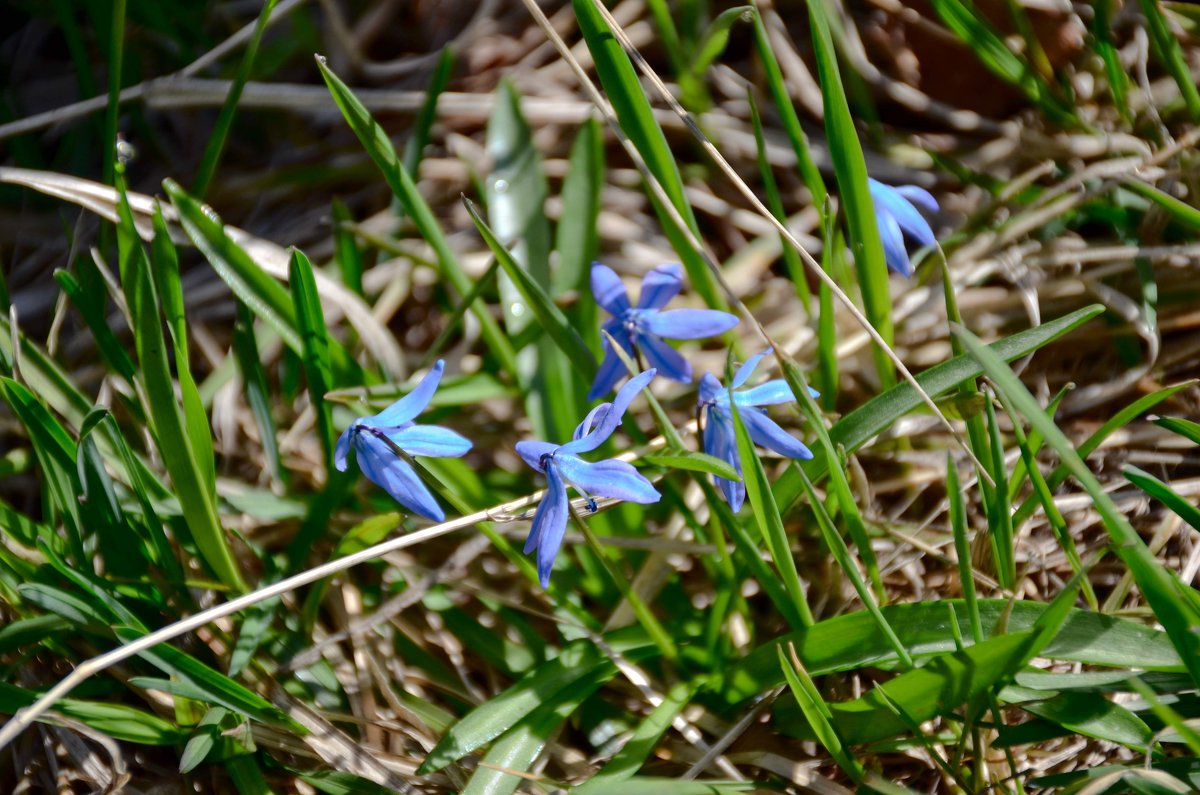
698,352,818,512
335,360,471,522
590,262,740,400
516,369,661,586
868,178,939,278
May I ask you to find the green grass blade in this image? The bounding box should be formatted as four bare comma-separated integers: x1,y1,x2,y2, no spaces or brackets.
1138,0,1200,119
805,0,894,383
983,393,1015,590
722,599,1181,705
555,119,603,326
927,0,1074,123
1124,465,1200,532
1093,0,1131,122
330,199,363,296
1154,415,1200,445
689,6,752,79
192,0,279,197
748,93,810,311
231,301,284,484
101,0,125,185
417,633,656,774
571,0,724,309
288,248,335,469
956,325,1200,686
644,450,739,481
573,679,700,791
54,269,137,381
750,8,827,218
774,305,1104,508
727,388,814,626
947,455,983,644
1121,178,1200,232
1013,380,1194,526
402,46,454,179
315,57,519,378
464,199,596,381
778,643,863,781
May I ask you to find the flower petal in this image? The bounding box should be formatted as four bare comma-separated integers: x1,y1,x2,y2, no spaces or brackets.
516,440,558,473
741,409,813,460
732,351,770,388
556,455,661,504
638,333,691,383
871,179,935,248
526,464,569,587
563,368,655,454
896,185,938,215
591,263,631,316
355,433,445,520
704,412,743,512
588,325,635,401
370,360,446,426
698,372,725,406
636,263,684,309
573,403,611,441
387,424,472,458
876,201,912,277
738,378,819,407
642,308,739,340
334,426,355,472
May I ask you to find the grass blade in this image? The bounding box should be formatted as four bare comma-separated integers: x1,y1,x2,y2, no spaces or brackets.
1138,0,1200,120
956,325,1200,686
779,643,863,781
288,248,335,470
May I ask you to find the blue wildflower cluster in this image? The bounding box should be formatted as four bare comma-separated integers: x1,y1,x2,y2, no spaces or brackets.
338,188,936,584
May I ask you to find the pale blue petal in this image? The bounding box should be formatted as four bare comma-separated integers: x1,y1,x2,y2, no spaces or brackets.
742,410,813,460
886,193,936,248
698,372,725,406
733,351,770,388
516,440,558,473
355,433,444,520
573,404,611,441
557,455,661,504
637,263,684,309
334,426,355,472
388,424,472,458
563,368,655,455
591,263,631,316
896,185,938,215
738,379,819,407
638,333,691,383
642,309,739,340
527,465,569,587
877,203,912,277
371,360,445,426
704,412,743,511
588,325,635,401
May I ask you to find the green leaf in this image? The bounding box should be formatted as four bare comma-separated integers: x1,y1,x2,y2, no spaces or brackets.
0,682,184,745
806,0,893,382
119,178,245,591
778,644,862,780
289,248,336,469
54,269,137,381
1125,465,1200,532
644,449,740,481
1005,688,1153,749
722,599,1183,705
774,305,1104,508
1138,0,1200,120
1122,179,1200,232
571,0,724,310
418,631,655,774
232,301,284,484
464,199,596,381
556,118,603,332
1155,415,1200,445
728,388,813,628
957,325,1200,687
315,56,519,378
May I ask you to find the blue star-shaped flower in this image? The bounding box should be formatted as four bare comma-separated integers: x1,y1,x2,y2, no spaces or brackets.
868,178,939,278
517,369,661,586
698,352,818,512
335,359,471,522
590,262,739,400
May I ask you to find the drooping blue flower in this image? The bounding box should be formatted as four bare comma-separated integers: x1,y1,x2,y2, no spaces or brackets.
590,262,740,400
868,178,939,278
698,352,818,512
335,359,470,522
517,369,661,586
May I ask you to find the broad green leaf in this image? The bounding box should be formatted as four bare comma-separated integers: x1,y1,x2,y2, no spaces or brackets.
1004,688,1153,749
0,683,184,745
722,599,1183,705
